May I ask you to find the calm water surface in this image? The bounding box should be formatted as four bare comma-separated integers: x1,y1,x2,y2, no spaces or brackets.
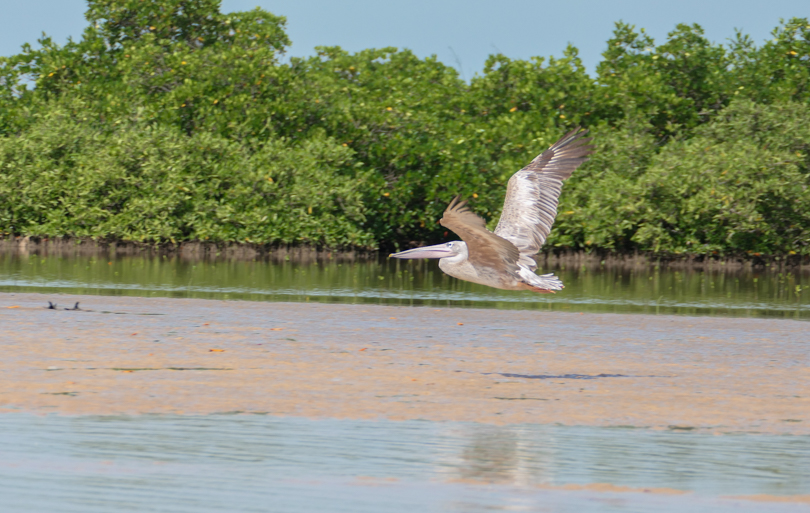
0,253,807,318
1,415,808,513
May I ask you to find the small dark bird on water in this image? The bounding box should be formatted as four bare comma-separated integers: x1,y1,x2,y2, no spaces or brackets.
46,301,80,310
390,128,593,293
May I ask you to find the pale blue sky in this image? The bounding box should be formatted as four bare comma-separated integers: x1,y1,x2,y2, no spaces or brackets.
2,0,806,77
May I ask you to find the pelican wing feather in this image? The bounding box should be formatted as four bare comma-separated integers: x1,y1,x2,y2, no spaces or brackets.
494,128,593,270
440,196,521,273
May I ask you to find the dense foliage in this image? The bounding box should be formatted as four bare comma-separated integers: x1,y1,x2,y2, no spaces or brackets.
1,1,808,256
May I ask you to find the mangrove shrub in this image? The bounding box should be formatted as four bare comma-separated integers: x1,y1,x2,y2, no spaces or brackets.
0,0,808,256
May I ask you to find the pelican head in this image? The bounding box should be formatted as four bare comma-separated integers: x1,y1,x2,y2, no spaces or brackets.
389,241,467,262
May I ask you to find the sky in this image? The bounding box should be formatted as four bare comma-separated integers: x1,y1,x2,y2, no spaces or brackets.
2,0,807,78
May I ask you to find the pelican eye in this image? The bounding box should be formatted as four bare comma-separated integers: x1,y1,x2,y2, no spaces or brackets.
446,242,453,248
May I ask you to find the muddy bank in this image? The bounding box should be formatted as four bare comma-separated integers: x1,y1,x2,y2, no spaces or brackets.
2,236,808,270
0,236,373,264
1,292,808,433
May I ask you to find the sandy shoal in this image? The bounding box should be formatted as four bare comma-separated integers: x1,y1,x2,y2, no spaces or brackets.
1,292,807,433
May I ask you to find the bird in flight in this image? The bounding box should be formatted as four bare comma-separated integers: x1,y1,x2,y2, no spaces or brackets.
389,128,593,293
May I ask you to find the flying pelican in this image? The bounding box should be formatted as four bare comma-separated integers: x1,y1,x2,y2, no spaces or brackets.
389,128,593,293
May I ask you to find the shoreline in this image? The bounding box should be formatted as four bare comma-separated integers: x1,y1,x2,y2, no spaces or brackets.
2,235,809,271
2,292,807,433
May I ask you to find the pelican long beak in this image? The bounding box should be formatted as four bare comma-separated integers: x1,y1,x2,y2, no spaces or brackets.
389,243,453,259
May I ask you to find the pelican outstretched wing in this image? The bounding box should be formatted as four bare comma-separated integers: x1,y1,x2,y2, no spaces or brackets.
440,196,520,273
494,128,593,270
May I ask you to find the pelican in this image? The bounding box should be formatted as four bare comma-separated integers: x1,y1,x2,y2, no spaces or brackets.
390,128,593,293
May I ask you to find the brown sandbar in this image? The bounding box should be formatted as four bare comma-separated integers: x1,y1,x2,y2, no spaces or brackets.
1,293,807,434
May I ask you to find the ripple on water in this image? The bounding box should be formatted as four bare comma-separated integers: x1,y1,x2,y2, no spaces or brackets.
0,415,808,513
0,254,808,318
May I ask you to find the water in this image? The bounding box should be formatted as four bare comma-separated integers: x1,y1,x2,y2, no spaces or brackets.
2,253,808,512
0,253,807,318
1,415,808,513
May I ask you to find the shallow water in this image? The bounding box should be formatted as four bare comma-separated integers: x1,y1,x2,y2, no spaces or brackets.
0,253,807,318
3,254,808,512
1,415,808,513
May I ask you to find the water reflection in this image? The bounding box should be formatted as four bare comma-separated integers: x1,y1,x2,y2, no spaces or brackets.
440,424,557,487
1,415,807,513
438,422,810,494
457,426,520,482
0,253,807,318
